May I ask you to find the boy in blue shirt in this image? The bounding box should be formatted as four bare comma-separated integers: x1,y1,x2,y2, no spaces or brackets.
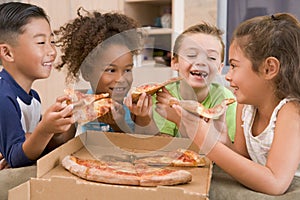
0,2,75,168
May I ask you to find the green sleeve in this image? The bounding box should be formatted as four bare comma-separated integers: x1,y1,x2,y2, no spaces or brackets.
152,82,181,137
225,102,236,141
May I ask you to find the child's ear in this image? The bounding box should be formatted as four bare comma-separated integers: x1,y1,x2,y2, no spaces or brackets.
171,56,179,71
0,44,14,62
218,62,224,73
263,57,280,80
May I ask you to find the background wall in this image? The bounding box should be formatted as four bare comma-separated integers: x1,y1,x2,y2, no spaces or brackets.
1,0,217,112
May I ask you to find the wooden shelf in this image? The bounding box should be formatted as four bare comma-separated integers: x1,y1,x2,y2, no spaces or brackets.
125,0,171,4
142,27,172,35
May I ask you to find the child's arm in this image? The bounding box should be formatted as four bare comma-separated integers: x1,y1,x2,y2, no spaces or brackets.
46,124,76,151
175,102,300,195
22,95,74,161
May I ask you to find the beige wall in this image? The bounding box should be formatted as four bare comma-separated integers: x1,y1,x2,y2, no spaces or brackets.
184,0,217,28
21,0,217,112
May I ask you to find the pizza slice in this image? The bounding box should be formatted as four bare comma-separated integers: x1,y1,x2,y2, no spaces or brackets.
131,77,183,103
169,98,236,119
168,148,206,167
73,98,113,124
64,88,109,106
134,148,206,167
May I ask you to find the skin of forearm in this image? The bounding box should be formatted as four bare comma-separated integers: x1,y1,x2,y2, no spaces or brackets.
22,123,54,160
46,125,76,151
207,142,290,195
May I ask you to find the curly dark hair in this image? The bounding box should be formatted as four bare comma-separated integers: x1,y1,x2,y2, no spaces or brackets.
54,7,141,83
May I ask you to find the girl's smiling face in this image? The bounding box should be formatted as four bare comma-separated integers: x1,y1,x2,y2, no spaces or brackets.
226,40,266,105
86,44,134,103
172,33,223,89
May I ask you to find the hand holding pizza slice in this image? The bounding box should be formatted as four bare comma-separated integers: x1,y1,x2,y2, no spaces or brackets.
72,98,113,125
64,88,113,124
170,98,235,155
169,98,236,119
131,77,183,103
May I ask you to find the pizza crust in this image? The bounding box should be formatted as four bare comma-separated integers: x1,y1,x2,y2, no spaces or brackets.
139,170,192,187
62,155,89,179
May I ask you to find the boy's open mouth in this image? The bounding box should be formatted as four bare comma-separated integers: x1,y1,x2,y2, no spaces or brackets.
190,70,208,78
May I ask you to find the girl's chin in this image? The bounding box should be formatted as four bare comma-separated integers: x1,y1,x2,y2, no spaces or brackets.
111,94,127,102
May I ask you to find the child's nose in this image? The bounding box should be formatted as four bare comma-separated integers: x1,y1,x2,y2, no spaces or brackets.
194,53,209,67
116,72,125,82
47,45,56,57
225,70,232,82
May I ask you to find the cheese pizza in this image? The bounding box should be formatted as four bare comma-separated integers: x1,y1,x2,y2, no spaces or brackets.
169,98,236,119
131,77,183,103
134,148,206,167
62,155,192,187
72,98,113,124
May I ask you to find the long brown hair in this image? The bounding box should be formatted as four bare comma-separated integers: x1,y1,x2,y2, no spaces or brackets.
231,13,300,100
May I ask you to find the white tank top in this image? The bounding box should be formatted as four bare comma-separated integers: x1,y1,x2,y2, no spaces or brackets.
242,98,300,177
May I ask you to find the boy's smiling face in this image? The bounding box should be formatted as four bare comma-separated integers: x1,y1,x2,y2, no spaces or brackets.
4,18,56,89
87,44,134,103
172,33,223,90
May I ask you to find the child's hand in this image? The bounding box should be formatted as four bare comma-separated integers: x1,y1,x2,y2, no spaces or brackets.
0,153,10,170
124,92,152,117
172,104,227,155
39,95,74,135
155,87,180,125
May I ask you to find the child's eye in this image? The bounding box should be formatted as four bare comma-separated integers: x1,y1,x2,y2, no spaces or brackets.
186,54,197,58
37,41,45,44
125,68,132,73
105,68,115,73
230,64,236,69
209,57,217,61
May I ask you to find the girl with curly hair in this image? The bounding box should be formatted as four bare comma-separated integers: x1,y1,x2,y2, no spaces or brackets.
55,8,155,134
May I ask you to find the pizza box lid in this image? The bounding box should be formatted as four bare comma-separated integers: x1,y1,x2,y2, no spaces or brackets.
9,131,212,200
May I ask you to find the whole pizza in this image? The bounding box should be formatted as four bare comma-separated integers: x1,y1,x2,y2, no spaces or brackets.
62,148,205,187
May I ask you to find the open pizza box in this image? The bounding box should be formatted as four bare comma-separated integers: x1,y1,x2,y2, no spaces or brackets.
8,131,213,200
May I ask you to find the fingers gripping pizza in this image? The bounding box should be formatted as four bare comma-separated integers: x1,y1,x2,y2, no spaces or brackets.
169,98,236,119
131,77,183,103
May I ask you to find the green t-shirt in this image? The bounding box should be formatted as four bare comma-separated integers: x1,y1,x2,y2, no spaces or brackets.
153,82,236,141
